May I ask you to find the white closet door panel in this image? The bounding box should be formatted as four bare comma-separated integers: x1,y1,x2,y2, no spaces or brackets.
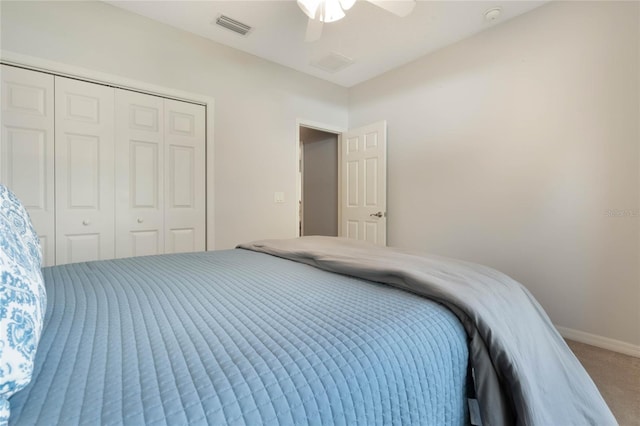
164,99,205,253
0,65,55,265
115,89,164,258
55,77,115,264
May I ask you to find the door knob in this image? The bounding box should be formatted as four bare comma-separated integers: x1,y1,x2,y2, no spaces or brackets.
137,218,144,223
82,219,91,226
370,211,384,218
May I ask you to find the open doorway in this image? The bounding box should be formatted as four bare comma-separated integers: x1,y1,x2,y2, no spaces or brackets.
298,126,340,237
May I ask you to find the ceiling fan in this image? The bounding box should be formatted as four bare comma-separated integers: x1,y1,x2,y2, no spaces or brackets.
297,0,416,42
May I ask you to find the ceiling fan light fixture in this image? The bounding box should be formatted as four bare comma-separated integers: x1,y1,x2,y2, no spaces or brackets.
297,0,322,20
298,0,351,23
322,0,346,22
339,0,356,12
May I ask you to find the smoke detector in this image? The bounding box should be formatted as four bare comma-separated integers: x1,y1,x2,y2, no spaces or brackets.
484,7,502,22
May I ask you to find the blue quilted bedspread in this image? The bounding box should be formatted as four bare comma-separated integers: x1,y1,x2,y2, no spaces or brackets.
9,250,468,425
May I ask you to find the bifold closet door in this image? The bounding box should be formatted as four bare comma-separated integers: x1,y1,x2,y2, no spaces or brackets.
164,99,205,253
115,89,165,258
55,76,115,264
0,65,56,266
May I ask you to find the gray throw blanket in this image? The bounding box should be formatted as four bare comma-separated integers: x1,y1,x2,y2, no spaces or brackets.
238,236,616,426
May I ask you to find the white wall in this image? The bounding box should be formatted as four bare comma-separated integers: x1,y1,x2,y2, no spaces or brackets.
350,1,640,346
0,0,348,250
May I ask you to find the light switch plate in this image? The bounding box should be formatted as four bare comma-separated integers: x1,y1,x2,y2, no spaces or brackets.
274,192,285,203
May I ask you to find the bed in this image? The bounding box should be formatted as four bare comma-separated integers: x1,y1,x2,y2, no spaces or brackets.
0,185,616,426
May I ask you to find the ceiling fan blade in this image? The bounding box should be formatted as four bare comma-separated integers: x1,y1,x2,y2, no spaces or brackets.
366,0,416,17
305,17,323,42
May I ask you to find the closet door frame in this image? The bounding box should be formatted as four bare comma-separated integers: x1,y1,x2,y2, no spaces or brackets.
0,52,216,250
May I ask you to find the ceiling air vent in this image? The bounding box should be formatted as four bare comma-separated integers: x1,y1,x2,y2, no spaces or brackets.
310,53,355,73
215,15,252,36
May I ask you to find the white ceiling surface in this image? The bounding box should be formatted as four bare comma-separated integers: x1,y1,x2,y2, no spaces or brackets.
106,0,546,87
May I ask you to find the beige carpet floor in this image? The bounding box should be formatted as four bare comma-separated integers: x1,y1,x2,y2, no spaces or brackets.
567,340,639,426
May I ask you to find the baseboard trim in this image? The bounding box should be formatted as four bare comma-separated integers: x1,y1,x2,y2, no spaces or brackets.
557,326,640,358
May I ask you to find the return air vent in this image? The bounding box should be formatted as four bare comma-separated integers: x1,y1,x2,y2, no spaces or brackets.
310,53,355,73
215,15,252,36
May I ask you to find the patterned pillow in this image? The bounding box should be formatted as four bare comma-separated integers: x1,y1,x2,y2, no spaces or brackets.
0,185,46,425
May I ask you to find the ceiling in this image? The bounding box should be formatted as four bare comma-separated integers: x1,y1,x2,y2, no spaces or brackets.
105,0,547,87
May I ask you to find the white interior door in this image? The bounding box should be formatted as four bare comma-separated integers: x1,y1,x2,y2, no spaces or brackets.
115,89,165,258
55,76,115,264
164,99,205,253
340,120,387,246
0,65,56,265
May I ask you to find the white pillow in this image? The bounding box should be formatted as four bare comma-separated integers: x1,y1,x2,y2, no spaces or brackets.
0,185,46,425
